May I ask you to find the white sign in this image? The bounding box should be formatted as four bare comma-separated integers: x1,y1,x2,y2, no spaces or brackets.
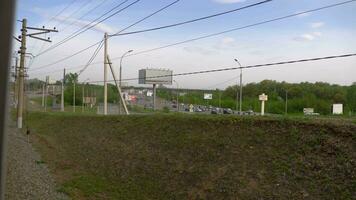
259,94,268,101
333,104,343,115
259,93,268,116
146,91,153,97
303,108,314,114
204,93,213,100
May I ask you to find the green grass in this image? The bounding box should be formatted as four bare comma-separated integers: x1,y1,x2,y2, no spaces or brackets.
26,112,356,199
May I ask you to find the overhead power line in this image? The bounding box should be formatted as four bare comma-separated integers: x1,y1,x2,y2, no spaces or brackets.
30,0,356,74
60,0,109,33
78,40,104,75
31,0,181,72
109,0,356,60
47,0,78,24
54,0,94,29
80,53,356,84
109,0,272,37
36,0,139,57
61,0,355,69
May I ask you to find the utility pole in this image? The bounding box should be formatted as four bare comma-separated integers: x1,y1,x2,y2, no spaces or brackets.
239,68,243,113
15,18,58,128
285,90,288,115
153,84,157,111
61,68,65,112
103,33,108,115
42,83,45,107
73,80,76,112
234,59,243,114
17,19,27,128
82,83,84,113
174,80,179,112
14,57,19,107
44,76,49,112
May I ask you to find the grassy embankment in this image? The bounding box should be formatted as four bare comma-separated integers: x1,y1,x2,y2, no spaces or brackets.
26,112,356,199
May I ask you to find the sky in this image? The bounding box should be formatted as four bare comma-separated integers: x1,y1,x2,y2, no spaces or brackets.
12,0,356,89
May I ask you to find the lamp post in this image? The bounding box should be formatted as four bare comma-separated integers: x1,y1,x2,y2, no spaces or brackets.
234,59,243,114
82,79,90,113
119,50,133,114
173,80,179,112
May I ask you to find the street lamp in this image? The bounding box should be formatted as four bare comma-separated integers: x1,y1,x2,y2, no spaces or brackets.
234,58,243,114
119,50,133,88
173,80,179,112
119,50,133,114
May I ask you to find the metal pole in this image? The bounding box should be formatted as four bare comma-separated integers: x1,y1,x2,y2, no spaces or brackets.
17,18,27,129
153,84,157,111
82,83,84,113
174,80,179,112
44,84,48,112
61,68,65,112
73,81,76,112
14,57,18,106
239,68,243,113
219,91,222,108
235,84,239,112
103,33,108,115
285,90,288,115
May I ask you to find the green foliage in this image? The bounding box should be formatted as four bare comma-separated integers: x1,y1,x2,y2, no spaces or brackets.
27,112,356,199
158,80,355,115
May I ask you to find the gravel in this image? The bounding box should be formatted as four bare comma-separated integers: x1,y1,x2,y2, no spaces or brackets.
5,122,69,200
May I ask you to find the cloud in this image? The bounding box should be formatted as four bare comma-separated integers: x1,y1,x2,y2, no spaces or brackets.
310,22,325,29
212,0,246,4
213,37,237,50
293,32,322,42
183,46,216,55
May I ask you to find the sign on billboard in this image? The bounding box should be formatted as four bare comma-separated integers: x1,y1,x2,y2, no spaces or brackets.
204,93,213,100
138,69,173,85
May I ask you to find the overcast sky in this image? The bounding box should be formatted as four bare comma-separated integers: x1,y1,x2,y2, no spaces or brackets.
13,0,356,89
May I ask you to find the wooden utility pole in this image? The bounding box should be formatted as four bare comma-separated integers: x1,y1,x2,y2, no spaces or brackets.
103,33,108,115
15,18,57,128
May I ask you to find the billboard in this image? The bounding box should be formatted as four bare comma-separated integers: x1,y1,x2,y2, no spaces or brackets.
138,69,173,85
204,93,213,100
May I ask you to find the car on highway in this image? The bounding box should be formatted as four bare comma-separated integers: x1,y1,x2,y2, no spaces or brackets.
223,108,233,114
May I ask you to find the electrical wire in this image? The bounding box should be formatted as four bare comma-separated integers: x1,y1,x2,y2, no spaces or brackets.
30,0,356,75
47,0,79,24
54,0,94,29
31,0,181,71
48,0,356,70
78,40,104,75
60,0,109,33
109,0,272,37
36,0,138,57
80,53,356,84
